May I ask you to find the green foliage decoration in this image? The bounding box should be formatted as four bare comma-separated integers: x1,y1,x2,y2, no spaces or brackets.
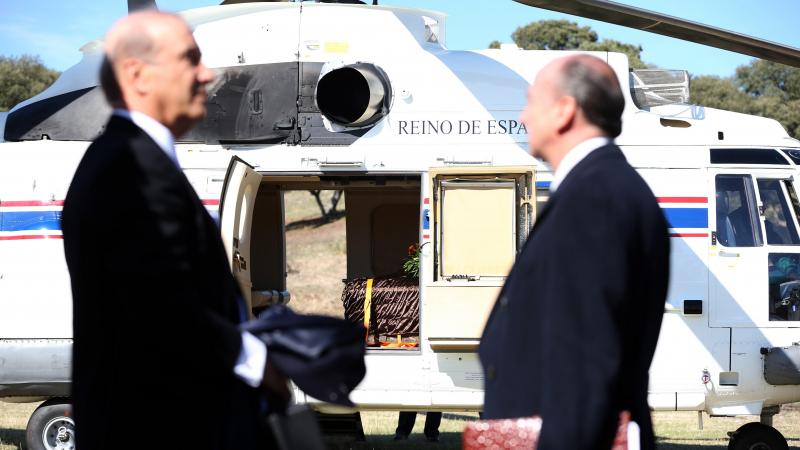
402,243,420,278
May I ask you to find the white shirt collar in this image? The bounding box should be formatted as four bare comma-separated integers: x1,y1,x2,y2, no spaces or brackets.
550,136,611,193
112,109,178,166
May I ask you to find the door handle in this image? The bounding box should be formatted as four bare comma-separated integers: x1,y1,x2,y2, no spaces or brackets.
719,250,740,257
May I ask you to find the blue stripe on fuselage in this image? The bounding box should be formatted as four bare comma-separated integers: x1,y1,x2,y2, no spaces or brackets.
0,211,62,232
662,208,708,229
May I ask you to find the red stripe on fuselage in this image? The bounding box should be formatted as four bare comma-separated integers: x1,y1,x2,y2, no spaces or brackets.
0,199,219,207
0,235,64,240
657,197,708,204
0,200,65,207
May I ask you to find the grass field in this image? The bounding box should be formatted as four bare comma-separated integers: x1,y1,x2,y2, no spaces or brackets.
3,192,798,449
2,402,799,449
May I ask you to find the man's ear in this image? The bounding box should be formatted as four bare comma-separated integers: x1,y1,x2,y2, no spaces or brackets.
120,58,149,96
554,96,577,134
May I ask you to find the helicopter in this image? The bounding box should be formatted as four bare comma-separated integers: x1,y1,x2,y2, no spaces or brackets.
2,1,800,449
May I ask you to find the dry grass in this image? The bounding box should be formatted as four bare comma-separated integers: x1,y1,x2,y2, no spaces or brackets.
352,410,800,449
2,403,800,449
0,402,35,450
653,408,800,449
284,190,347,318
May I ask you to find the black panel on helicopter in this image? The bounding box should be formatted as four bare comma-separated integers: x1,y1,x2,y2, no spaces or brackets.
182,62,299,144
4,87,110,142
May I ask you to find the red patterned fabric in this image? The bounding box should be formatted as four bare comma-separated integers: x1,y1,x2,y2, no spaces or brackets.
463,411,631,450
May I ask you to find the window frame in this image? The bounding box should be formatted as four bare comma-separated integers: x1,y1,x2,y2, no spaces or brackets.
714,173,763,248
431,170,534,282
754,177,800,246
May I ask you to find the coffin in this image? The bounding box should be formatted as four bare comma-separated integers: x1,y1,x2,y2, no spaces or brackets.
341,276,419,347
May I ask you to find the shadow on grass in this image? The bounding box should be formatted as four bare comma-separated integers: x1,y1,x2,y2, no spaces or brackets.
286,211,345,231
655,437,728,450
326,431,462,450
656,445,726,450
0,427,24,450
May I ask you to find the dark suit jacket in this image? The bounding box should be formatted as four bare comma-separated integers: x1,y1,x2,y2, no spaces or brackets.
62,116,266,450
479,143,670,450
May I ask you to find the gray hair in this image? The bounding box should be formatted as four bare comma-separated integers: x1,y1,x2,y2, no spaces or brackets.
558,57,625,138
99,56,123,105
98,13,166,105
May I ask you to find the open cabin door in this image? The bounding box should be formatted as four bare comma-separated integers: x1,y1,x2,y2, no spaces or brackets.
425,166,535,351
219,157,262,315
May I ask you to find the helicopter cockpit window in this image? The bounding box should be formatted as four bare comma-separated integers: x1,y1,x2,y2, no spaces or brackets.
768,253,800,321
782,149,800,165
757,179,800,245
715,175,762,247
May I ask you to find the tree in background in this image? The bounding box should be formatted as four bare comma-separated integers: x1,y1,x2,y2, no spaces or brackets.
489,20,799,139
0,55,59,112
735,60,800,100
511,20,597,50
491,20,647,69
691,61,800,139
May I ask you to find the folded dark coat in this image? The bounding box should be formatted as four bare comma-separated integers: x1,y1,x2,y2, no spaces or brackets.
242,305,367,407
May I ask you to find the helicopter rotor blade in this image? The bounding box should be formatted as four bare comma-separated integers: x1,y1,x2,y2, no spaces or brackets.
219,0,365,3
127,0,158,13
220,0,284,4
513,0,800,68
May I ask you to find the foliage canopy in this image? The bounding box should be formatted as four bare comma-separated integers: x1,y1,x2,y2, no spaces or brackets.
0,55,59,112
498,20,646,69
489,20,800,138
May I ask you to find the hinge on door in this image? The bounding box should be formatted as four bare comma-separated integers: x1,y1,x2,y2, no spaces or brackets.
446,274,481,282
711,231,717,245
233,251,247,270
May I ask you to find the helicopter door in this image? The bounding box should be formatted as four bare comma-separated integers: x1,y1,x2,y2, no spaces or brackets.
425,166,535,351
709,170,800,327
219,156,262,315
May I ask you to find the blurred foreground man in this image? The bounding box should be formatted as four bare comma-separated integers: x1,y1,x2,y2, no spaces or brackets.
479,55,670,449
62,11,287,450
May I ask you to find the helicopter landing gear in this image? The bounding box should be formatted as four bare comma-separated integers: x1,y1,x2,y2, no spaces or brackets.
727,419,788,450
760,405,779,427
25,398,75,450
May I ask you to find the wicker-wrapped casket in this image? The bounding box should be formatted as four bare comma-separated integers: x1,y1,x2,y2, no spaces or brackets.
341,276,419,347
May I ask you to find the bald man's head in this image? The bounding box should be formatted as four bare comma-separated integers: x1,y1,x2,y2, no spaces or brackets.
99,11,214,137
100,11,183,105
520,55,625,167
554,55,625,138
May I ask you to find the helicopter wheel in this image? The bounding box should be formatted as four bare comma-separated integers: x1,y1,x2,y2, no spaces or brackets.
25,398,75,450
727,422,787,450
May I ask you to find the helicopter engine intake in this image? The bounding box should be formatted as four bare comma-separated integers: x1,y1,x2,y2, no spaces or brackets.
315,63,391,128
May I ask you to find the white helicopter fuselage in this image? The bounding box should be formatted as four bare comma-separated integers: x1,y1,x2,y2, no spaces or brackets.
1,2,799,427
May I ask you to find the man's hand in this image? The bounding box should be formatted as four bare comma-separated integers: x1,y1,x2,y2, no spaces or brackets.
262,360,291,413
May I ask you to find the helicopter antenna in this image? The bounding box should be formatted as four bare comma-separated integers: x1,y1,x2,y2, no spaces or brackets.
127,0,158,13
514,0,800,68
